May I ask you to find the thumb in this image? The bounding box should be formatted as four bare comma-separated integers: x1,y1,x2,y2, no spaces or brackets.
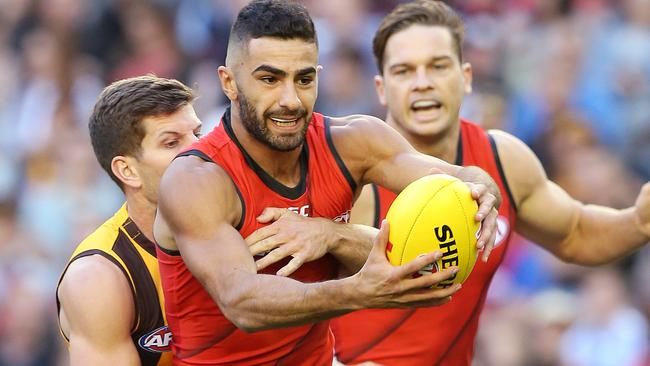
256,207,287,223
371,220,390,260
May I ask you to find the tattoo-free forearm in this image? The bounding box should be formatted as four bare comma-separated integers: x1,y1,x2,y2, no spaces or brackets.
327,222,377,275
559,205,648,265
214,270,359,332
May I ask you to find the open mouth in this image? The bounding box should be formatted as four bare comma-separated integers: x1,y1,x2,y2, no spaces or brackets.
411,99,442,112
410,99,443,121
269,116,299,127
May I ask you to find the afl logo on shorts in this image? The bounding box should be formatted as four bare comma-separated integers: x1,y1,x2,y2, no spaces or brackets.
138,326,172,353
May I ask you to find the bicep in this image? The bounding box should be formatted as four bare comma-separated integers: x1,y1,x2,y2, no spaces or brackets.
330,116,456,193
156,158,255,303
491,130,580,251
59,256,140,366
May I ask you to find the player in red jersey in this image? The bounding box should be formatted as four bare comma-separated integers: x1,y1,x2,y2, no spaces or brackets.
152,1,502,365
325,1,650,365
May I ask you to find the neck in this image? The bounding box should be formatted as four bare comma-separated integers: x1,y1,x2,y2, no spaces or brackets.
230,106,303,186
124,193,156,242
386,115,461,164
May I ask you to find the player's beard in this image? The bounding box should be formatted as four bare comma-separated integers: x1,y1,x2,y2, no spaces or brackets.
238,94,309,152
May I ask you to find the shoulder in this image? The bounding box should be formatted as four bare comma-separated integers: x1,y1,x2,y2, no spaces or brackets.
327,114,409,156
58,255,134,330
487,129,542,169
159,154,242,228
488,129,547,205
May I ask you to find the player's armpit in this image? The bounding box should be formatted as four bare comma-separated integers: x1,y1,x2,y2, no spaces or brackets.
58,255,140,366
350,184,376,227
489,130,579,251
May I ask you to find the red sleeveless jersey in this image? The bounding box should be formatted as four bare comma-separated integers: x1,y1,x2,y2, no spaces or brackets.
332,120,517,366
156,110,356,366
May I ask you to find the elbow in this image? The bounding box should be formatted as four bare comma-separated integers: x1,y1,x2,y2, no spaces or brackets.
218,292,266,333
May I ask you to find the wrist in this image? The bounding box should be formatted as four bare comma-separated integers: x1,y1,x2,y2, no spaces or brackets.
322,219,343,253
337,275,365,310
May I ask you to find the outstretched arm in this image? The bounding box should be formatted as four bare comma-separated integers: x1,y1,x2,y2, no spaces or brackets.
58,256,140,366
491,130,650,265
330,115,501,257
155,156,461,332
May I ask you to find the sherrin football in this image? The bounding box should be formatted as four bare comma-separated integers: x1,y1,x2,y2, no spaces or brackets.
386,174,480,288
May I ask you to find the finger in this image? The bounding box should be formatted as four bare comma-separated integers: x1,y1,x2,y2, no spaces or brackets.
393,251,441,278
476,208,497,251
256,207,290,224
405,266,460,290
249,235,284,256
277,255,305,277
370,220,390,260
255,246,292,271
245,225,277,246
482,221,498,263
475,193,496,222
468,182,486,200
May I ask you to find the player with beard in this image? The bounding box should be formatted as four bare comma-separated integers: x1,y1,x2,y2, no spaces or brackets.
152,1,501,365
325,1,650,365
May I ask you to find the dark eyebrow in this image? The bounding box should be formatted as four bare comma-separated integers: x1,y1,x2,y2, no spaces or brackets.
296,67,316,77
252,64,287,77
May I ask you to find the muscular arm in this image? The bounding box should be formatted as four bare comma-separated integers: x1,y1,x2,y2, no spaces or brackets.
491,130,650,265
155,157,459,332
331,115,501,254
58,256,140,366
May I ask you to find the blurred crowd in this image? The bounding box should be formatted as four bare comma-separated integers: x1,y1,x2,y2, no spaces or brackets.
0,0,648,365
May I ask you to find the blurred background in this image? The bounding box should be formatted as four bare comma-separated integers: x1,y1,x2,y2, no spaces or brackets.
0,0,648,365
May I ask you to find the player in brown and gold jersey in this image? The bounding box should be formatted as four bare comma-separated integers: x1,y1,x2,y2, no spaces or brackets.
56,75,202,366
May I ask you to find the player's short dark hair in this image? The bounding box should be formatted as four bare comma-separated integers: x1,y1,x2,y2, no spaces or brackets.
89,75,195,189
230,0,317,47
373,0,465,74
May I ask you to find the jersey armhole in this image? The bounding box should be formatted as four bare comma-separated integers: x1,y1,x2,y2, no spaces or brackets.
175,149,247,231
487,133,518,212
56,249,136,340
371,184,381,229
324,117,358,194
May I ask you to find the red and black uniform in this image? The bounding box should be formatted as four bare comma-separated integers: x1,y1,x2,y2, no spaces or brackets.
332,120,517,366
156,109,356,366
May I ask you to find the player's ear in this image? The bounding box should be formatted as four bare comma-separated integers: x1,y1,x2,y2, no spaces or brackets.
374,75,387,106
111,155,142,189
218,66,238,102
462,62,473,94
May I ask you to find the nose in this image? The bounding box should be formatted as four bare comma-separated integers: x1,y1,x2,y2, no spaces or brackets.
278,82,302,111
412,67,433,91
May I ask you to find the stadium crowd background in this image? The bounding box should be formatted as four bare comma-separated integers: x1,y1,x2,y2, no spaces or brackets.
0,0,648,365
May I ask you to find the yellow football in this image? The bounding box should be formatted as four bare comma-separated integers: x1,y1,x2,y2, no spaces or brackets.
386,174,480,288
